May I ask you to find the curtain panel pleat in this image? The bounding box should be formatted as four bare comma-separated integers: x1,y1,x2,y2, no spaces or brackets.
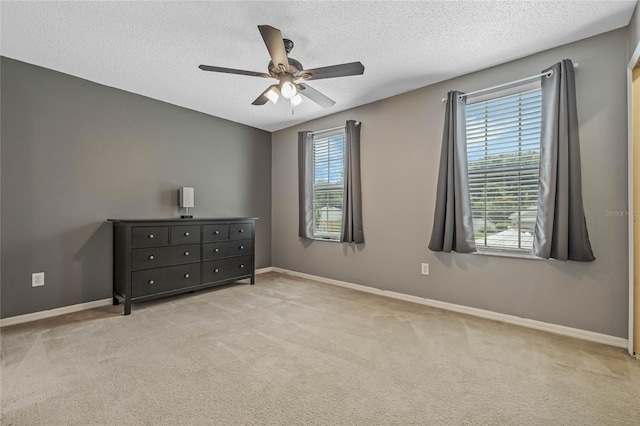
533,60,595,262
341,120,365,244
298,131,314,239
428,91,477,253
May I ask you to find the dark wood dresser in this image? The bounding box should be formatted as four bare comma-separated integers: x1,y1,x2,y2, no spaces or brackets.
108,218,257,315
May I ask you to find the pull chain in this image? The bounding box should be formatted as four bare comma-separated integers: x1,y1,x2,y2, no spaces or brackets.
284,100,287,128
282,101,294,129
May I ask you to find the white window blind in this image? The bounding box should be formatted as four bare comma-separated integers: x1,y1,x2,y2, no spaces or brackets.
466,88,542,252
312,130,346,239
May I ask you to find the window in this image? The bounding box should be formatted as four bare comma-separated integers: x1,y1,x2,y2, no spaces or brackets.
466,87,542,253
312,129,346,240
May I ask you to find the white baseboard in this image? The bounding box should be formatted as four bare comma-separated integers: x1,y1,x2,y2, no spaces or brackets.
272,267,628,349
3,267,628,350
2,267,275,327
0,298,113,328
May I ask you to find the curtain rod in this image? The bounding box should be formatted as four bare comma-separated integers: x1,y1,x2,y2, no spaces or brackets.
307,121,360,136
440,63,579,103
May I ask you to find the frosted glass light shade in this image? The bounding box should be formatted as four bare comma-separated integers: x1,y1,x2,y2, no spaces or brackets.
266,87,280,104
291,94,303,106
280,81,297,99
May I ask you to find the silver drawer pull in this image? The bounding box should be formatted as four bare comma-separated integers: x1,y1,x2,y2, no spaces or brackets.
214,268,219,273
239,264,245,269
214,248,219,253
184,274,190,278
239,229,244,233
185,232,190,236
239,245,244,250
184,251,190,256
148,234,154,239
148,280,155,285
148,255,155,260
214,230,220,235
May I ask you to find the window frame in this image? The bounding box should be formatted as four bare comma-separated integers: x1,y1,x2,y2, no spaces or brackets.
465,84,542,258
310,128,346,242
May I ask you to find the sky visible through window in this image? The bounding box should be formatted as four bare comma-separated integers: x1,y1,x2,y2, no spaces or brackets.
314,135,345,185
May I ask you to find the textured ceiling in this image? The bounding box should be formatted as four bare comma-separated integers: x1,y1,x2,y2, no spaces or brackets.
1,1,637,132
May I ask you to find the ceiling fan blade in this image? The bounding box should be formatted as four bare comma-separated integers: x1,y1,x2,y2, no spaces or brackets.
252,84,279,106
199,65,270,78
298,83,336,108
300,62,365,80
258,25,290,72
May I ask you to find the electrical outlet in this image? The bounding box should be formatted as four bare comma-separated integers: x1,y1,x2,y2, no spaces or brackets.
421,263,429,276
32,272,44,287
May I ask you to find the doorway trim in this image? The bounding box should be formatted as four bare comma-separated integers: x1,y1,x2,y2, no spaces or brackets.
627,39,640,356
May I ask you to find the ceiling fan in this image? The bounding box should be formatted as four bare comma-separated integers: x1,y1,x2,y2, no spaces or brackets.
199,25,365,109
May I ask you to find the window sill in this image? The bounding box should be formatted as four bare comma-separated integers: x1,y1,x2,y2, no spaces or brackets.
473,249,542,261
309,236,341,243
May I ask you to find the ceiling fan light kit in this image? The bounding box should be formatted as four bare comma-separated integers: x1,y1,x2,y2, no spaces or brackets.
279,74,297,99
265,86,280,104
291,94,303,106
199,25,364,109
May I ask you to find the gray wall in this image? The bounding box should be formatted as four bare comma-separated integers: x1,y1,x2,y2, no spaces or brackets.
630,3,640,61
1,57,272,319
272,29,629,338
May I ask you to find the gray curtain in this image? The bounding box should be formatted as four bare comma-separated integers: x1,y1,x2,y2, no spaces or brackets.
533,60,595,261
298,131,314,239
341,120,365,244
428,91,477,253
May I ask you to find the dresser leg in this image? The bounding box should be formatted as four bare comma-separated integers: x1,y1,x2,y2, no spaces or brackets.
124,299,131,315
112,296,120,306
250,274,255,285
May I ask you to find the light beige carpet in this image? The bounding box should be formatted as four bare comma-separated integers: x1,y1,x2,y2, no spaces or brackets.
1,272,639,425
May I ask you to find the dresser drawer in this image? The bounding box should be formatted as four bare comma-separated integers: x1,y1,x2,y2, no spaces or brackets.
202,240,252,261
171,225,200,245
131,264,201,298
131,244,201,270
132,226,169,248
203,224,229,242
230,223,252,240
202,256,252,283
